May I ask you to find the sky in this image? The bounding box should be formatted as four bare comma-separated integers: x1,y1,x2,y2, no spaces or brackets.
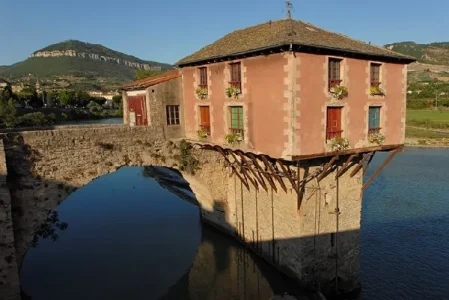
1,0,447,66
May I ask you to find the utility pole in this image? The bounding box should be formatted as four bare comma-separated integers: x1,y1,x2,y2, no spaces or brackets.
285,0,293,19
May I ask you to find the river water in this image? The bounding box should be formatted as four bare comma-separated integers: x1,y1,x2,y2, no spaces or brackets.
19,148,449,299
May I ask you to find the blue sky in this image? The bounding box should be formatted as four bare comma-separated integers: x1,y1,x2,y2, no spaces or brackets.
1,0,447,66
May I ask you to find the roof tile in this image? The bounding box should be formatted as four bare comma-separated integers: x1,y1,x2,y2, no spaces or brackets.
122,69,180,91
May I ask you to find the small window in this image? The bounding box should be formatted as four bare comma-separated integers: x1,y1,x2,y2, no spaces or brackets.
229,106,244,138
326,107,342,140
166,105,180,125
370,63,381,87
368,107,381,134
199,67,208,88
199,106,211,134
328,58,342,90
230,62,242,90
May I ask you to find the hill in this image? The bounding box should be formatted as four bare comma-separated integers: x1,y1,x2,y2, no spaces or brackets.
0,40,173,91
385,42,449,65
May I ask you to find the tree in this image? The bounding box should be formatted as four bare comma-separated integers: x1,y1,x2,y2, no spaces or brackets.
87,101,102,115
112,94,122,109
0,99,17,128
135,69,163,80
90,97,106,106
58,90,76,107
0,85,14,101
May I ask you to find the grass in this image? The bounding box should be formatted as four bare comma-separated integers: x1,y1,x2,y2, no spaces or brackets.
406,110,449,129
406,126,449,139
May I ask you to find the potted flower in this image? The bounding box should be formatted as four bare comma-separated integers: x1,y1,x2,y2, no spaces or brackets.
370,86,385,96
225,87,241,99
329,137,350,151
368,132,385,145
195,86,208,100
225,132,243,145
330,85,349,100
197,129,209,139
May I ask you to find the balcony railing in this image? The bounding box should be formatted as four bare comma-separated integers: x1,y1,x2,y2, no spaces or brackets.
368,127,381,135
326,130,343,140
229,81,242,91
328,79,342,90
200,125,211,134
229,127,244,138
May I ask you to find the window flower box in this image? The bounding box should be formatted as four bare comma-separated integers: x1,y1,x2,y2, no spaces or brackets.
330,85,348,100
225,87,241,99
225,132,243,145
197,129,209,139
368,132,385,145
370,86,385,96
329,137,349,151
195,87,208,100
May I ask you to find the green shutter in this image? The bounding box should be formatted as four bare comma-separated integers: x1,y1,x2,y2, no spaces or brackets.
230,107,243,129
369,107,380,128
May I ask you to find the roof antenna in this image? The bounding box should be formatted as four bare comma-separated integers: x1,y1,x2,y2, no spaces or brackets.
285,0,293,19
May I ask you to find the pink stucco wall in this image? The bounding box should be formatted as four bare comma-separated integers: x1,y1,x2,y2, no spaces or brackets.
182,51,407,158
296,52,407,156
182,54,288,158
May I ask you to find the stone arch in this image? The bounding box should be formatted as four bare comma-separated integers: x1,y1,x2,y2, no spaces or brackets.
0,126,230,271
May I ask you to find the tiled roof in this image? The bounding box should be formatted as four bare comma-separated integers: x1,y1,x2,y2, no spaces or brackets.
177,19,416,66
122,69,180,91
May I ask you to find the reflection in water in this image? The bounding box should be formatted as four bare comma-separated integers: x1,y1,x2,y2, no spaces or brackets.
20,167,306,300
31,211,68,248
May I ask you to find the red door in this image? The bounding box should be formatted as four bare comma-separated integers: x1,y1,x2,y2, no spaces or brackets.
326,107,342,139
199,106,210,134
128,96,148,126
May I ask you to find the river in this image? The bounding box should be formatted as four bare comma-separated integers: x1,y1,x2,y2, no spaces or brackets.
61,117,123,125
19,147,449,299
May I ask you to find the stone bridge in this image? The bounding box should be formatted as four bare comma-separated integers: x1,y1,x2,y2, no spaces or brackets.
0,125,365,299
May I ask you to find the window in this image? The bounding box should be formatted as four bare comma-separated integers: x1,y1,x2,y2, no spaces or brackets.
326,107,342,140
368,107,381,134
229,106,244,137
166,105,180,125
199,106,211,134
328,58,342,90
199,67,208,88
230,62,242,90
370,63,381,87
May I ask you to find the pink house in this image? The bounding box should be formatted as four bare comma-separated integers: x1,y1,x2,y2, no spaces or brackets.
176,19,415,159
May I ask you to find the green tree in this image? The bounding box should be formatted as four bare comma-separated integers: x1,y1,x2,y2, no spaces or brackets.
0,85,14,101
112,94,122,109
135,69,163,80
87,101,102,115
0,99,17,128
58,90,76,106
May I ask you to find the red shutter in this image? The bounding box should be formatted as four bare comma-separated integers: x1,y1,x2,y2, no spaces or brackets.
326,107,342,139
199,106,210,133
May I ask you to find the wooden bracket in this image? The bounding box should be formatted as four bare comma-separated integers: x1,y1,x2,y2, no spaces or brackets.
350,152,373,177
317,155,339,182
336,154,358,178
362,148,400,191
260,155,288,193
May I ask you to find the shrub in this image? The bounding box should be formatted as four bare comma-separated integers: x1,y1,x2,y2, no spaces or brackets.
61,112,68,121
329,137,350,151
18,112,53,127
175,140,199,174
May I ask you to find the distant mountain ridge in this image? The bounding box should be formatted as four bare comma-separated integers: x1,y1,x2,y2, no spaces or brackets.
385,42,449,65
0,40,173,90
30,40,164,70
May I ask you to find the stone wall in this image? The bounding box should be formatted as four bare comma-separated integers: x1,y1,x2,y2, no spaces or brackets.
0,125,364,298
0,140,21,300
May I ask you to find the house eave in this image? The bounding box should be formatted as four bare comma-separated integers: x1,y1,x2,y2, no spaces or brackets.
177,43,416,67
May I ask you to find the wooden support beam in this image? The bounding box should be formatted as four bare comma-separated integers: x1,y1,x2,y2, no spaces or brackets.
278,160,298,193
247,153,278,192
214,146,249,190
350,152,373,178
227,150,258,190
362,148,400,191
317,155,339,182
336,154,358,178
260,155,288,193
236,151,268,192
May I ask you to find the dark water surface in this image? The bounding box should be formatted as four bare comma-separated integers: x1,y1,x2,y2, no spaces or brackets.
361,147,449,300
62,117,123,125
20,147,449,299
20,167,305,300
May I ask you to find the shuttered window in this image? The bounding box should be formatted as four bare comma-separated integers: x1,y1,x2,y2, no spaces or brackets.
199,67,208,88
230,62,242,90
229,106,244,137
328,58,342,90
368,107,381,134
199,106,210,134
326,107,343,140
370,63,381,87
166,105,180,125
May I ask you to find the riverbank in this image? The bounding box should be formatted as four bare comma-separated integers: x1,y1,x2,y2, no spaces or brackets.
405,126,449,147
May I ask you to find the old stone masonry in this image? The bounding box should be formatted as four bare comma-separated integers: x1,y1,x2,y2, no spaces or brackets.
0,125,364,299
